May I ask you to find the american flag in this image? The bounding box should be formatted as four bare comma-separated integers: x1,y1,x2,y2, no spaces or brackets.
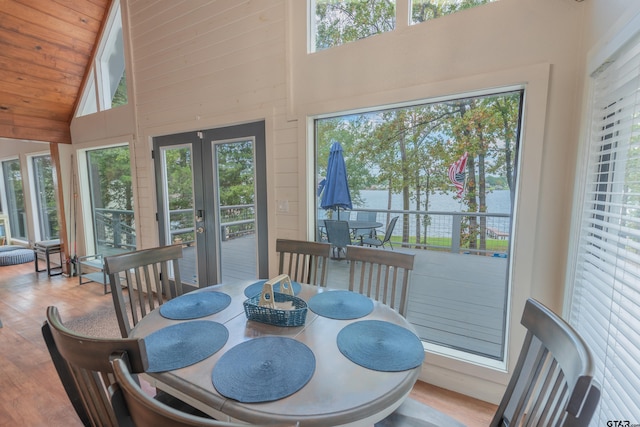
448,152,468,197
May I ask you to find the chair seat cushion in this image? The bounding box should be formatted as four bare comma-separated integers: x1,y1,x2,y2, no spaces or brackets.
374,398,467,427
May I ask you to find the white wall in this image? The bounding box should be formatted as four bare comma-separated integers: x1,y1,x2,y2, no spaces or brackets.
41,0,635,403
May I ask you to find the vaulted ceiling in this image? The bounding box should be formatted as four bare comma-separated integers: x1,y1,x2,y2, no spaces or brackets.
0,0,111,144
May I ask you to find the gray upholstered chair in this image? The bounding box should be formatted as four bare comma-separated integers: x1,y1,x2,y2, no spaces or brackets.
104,244,184,338
276,238,331,286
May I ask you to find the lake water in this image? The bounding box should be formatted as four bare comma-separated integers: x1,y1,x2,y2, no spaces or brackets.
357,189,512,213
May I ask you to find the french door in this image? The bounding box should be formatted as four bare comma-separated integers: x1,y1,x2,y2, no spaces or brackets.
153,121,268,287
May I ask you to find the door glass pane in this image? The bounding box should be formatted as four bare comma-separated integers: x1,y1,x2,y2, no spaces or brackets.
160,145,197,285
32,155,59,240
86,146,135,256
2,159,28,240
215,140,257,282
315,89,522,362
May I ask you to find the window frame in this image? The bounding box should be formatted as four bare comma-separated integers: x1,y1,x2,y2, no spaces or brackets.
27,153,59,242
311,85,524,367
76,141,136,256
0,157,29,242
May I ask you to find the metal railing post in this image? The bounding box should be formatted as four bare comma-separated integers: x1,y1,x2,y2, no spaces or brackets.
451,214,461,253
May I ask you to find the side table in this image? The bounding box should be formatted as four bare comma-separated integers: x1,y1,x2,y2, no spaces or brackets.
34,239,63,277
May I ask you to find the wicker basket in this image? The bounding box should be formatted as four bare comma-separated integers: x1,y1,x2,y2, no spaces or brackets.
243,274,308,327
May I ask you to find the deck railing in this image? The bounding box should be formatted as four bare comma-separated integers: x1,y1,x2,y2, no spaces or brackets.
325,208,511,256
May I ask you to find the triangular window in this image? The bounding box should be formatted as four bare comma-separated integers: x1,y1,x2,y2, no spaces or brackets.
76,2,127,117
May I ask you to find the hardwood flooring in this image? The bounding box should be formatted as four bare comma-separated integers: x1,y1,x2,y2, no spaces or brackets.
0,260,496,427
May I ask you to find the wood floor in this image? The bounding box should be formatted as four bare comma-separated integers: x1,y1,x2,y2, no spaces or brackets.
0,260,496,426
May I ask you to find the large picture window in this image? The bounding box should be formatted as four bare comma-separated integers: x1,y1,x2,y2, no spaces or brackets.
315,88,523,361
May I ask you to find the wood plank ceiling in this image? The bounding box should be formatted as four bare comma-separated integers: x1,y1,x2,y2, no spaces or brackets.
0,0,111,144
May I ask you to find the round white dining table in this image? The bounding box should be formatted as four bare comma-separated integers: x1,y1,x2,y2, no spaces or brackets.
131,280,422,427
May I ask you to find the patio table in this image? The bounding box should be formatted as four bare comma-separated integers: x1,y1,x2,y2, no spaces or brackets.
131,280,421,426
320,220,383,245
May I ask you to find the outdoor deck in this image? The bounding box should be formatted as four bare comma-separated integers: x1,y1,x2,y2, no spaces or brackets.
202,234,509,359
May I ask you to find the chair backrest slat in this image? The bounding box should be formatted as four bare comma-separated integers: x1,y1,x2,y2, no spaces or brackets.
490,299,601,427
346,245,415,316
276,239,331,286
104,244,184,337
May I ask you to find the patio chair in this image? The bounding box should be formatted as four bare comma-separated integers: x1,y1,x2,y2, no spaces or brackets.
111,354,300,427
363,216,398,250
353,211,378,240
324,220,353,259
346,245,415,317
276,239,331,286
42,306,209,427
376,298,600,427
104,244,184,338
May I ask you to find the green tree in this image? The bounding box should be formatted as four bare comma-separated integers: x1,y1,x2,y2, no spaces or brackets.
315,0,395,50
411,0,495,23
216,141,255,206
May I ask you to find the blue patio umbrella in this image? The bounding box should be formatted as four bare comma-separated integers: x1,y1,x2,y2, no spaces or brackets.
320,141,352,220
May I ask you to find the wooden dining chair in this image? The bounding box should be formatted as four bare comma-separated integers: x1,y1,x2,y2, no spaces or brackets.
276,238,331,286
346,245,415,317
111,354,300,427
42,306,211,427
377,298,600,427
42,305,148,427
104,244,184,338
490,298,600,426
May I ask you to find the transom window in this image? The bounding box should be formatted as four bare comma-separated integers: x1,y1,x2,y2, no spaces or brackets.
310,0,498,52
411,0,498,24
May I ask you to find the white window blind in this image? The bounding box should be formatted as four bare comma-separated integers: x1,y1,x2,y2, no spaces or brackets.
569,30,640,423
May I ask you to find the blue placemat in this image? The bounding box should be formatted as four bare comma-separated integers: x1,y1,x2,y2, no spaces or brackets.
308,290,373,320
337,320,424,371
244,279,302,298
212,337,315,403
159,291,231,320
145,320,228,373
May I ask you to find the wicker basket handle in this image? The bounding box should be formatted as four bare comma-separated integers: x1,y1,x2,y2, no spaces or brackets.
259,274,294,308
